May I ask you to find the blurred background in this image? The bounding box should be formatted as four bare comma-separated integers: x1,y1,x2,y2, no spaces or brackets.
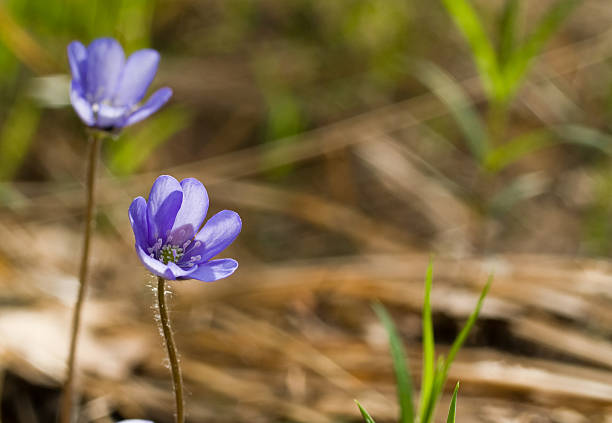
0,0,611,421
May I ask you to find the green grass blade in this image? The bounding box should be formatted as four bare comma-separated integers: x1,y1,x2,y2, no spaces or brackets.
443,276,492,378
0,96,40,181
446,382,460,423
484,125,612,174
372,302,414,423
115,0,154,51
503,0,578,100
440,0,501,98
483,129,552,173
419,260,435,422
108,106,190,175
423,355,448,423
355,400,377,423
261,88,306,178
423,276,492,421
498,0,519,66
421,355,445,423
552,124,612,156
488,172,548,216
414,61,488,160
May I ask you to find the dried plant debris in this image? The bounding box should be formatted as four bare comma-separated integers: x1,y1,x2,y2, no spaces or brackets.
1,240,611,422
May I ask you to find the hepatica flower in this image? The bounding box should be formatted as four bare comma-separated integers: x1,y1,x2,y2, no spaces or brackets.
129,175,241,281
68,37,172,130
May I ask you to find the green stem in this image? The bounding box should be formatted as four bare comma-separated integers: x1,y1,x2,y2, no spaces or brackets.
157,276,185,423
476,99,510,252
486,99,509,148
60,131,102,423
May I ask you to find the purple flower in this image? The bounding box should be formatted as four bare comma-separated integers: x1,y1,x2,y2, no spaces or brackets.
68,37,172,130
129,175,241,281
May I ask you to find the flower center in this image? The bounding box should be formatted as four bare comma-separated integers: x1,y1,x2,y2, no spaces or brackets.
158,244,184,264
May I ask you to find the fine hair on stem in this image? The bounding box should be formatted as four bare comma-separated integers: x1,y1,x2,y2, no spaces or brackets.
157,276,185,423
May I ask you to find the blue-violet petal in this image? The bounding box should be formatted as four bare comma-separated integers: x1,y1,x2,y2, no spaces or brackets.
69,81,95,126
188,259,238,282
192,210,242,261
125,87,172,126
129,197,149,248
172,178,209,234
146,175,183,244
86,38,125,103
114,49,160,107
67,41,87,88
136,245,172,279
167,262,197,279
95,103,129,129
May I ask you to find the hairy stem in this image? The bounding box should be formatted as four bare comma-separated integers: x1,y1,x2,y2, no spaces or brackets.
60,131,102,423
157,276,185,423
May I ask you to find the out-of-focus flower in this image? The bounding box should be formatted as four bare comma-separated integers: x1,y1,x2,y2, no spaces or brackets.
67,37,172,130
129,175,241,281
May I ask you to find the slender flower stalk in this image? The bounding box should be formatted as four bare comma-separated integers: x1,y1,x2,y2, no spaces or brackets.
61,36,172,423
129,175,241,421
60,131,103,423
156,276,184,423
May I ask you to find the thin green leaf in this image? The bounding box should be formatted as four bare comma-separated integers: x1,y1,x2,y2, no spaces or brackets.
421,355,445,423
497,0,519,66
261,88,306,178
355,400,377,423
0,96,40,181
414,61,488,160
423,276,492,421
108,106,190,175
115,0,155,50
372,302,414,423
419,260,435,422
489,172,548,215
503,0,578,100
483,129,552,173
440,0,501,98
484,124,612,174
553,124,612,155
443,276,492,378
436,354,445,374
446,382,460,423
